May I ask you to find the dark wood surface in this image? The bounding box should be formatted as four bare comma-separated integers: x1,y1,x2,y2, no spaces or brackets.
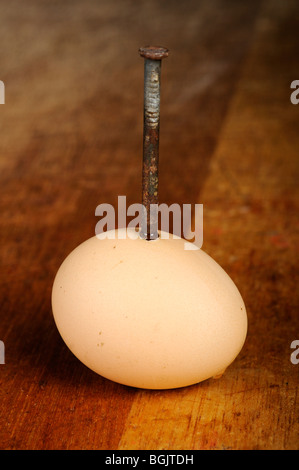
0,0,298,450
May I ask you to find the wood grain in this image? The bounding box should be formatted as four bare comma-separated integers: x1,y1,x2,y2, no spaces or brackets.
0,0,298,450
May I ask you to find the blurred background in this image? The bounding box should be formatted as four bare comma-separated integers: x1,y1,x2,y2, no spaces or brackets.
0,0,298,450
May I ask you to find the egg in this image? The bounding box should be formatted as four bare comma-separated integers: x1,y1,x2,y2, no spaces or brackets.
52,228,247,389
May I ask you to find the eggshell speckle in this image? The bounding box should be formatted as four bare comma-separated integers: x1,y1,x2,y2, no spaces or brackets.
52,228,247,389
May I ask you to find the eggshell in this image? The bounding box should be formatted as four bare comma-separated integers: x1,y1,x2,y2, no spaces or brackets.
52,228,247,389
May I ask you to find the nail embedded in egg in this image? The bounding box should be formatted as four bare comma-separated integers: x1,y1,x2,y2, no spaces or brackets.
52,229,247,390
51,46,248,389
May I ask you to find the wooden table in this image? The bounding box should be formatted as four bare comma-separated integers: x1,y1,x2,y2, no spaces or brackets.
0,0,298,450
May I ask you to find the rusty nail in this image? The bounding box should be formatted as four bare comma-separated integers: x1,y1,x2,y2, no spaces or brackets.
139,46,169,240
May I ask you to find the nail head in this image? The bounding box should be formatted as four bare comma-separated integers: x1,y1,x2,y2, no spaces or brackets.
139,46,169,60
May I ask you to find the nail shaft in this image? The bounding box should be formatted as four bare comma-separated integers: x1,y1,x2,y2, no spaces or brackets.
139,46,168,240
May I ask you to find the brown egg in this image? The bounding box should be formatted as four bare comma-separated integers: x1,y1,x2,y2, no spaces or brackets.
52,228,247,389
